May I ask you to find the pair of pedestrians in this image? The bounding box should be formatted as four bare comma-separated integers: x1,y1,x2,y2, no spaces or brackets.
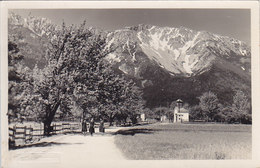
82,118,105,136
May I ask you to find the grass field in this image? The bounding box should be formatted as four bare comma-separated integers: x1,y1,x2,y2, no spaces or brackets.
114,123,251,160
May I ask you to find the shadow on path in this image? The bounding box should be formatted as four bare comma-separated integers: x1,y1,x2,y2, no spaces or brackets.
113,128,155,136
10,141,84,150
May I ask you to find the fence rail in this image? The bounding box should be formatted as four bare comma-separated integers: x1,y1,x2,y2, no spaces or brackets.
9,120,152,148
9,122,81,148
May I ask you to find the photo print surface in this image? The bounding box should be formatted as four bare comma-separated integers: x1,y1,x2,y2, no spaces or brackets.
3,5,256,168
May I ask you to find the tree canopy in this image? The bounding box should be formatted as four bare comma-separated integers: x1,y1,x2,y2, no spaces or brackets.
198,91,219,122
8,21,145,135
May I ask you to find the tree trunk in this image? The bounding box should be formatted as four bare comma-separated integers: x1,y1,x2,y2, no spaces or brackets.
130,116,137,125
43,119,52,136
123,118,127,126
109,118,113,126
109,113,114,126
43,100,61,136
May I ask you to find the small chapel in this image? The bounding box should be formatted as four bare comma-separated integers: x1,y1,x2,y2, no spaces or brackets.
173,99,189,123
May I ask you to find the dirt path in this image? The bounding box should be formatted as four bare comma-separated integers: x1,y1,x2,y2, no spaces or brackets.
7,129,126,168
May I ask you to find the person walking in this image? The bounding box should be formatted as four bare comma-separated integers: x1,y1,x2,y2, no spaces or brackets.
89,118,95,136
82,119,87,136
99,119,105,133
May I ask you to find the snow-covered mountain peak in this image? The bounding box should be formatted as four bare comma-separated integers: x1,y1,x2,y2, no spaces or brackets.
9,12,59,37
105,24,250,77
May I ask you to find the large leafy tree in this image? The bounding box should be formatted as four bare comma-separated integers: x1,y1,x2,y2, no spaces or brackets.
198,91,220,122
29,22,109,135
232,90,250,114
119,80,144,125
95,69,127,125
9,19,145,135
231,90,251,123
96,69,144,125
8,36,32,123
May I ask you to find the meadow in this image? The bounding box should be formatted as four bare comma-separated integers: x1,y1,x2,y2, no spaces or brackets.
114,123,251,160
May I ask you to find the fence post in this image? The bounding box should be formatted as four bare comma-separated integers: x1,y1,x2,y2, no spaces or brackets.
13,126,16,140
24,126,27,144
13,126,16,146
40,123,42,137
12,125,16,146
29,126,33,141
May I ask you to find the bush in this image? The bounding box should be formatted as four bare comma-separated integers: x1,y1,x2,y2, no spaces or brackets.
189,105,207,121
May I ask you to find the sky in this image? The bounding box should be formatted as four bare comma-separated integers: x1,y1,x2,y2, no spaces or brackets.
11,9,250,44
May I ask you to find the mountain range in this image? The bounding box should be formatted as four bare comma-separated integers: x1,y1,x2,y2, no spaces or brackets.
8,13,251,108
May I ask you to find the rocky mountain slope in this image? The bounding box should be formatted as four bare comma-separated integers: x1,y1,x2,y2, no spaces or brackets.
105,24,250,77
8,13,251,108
8,13,59,68
104,24,251,107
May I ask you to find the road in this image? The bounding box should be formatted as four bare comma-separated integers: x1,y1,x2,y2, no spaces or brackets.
7,129,126,168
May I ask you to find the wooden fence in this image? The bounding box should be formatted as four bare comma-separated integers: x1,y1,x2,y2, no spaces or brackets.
9,122,81,147
9,126,34,144
9,121,150,148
